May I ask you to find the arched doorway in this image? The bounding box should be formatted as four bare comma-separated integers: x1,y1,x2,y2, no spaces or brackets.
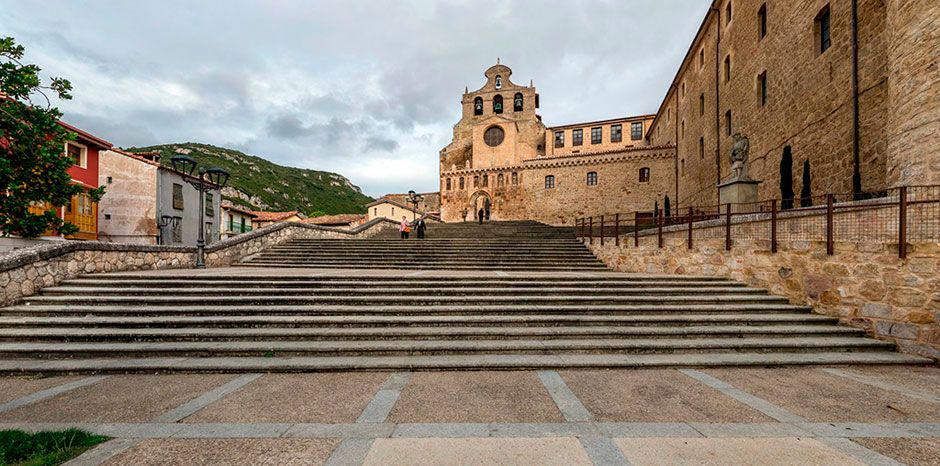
469,190,492,221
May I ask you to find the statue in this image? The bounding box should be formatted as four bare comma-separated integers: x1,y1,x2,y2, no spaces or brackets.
730,133,750,181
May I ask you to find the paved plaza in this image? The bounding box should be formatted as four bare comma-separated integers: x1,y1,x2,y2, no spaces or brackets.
0,365,937,465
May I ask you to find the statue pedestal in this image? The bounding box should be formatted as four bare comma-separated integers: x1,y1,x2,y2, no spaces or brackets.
718,179,761,212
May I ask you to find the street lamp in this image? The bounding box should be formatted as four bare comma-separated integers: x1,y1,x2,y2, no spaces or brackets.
171,156,230,268
157,215,182,245
407,190,423,222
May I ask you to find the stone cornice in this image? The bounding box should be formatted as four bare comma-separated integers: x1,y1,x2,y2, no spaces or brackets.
441,146,676,176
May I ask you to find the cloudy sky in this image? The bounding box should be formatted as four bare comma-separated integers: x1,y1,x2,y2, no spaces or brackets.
2,0,707,197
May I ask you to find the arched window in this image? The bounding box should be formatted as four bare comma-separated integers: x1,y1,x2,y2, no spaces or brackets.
545,175,555,189
459,177,465,190
473,97,483,116
493,95,503,114
473,175,480,188
482,174,488,187
639,167,651,183
511,172,518,185
446,178,452,190
495,75,502,89
497,173,504,187
513,93,523,112
586,172,598,186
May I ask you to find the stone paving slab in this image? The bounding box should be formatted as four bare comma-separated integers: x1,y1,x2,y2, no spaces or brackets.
560,369,771,422
0,374,234,423
852,437,940,465
614,437,865,465
183,373,388,423
362,437,593,466
103,438,340,465
703,368,940,423
386,371,564,423
832,365,940,399
0,376,81,404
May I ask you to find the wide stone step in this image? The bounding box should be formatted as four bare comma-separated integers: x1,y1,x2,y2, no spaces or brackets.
0,337,896,359
0,351,928,374
22,294,790,306
70,274,734,283
41,286,768,297
59,279,747,289
0,313,832,328
0,303,813,317
0,324,865,342
238,263,611,271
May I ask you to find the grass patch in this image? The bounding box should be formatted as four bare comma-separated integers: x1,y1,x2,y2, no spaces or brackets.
0,429,109,466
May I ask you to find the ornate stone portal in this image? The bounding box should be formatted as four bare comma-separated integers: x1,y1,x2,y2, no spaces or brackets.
718,133,761,211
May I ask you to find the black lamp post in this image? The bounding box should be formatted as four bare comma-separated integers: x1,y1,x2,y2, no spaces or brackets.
170,156,230,268
407,190,423,222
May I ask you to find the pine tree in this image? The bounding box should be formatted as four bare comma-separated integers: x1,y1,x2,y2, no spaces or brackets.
799,159,812,207
664,196,671,218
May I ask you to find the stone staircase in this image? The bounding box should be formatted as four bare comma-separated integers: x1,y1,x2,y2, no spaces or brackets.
239,221,607,271
0,221,929,373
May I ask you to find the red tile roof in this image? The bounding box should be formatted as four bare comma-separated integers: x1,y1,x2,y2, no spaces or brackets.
250,210,301,222
302,214,366,225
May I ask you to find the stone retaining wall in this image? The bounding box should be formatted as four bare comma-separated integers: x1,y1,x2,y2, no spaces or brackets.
0,219,395,306
587,235,940,360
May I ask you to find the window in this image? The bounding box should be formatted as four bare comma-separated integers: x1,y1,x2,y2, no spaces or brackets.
758,71,768,106
681,81,686,97
66,142,86,168
554,131,565,148
205,222,213,244
699,137,705,159
473,175,480,188
724,55,731,82
639,167,650,183
497,173,504,187
681,159,685,176
758,4,767,39
484,126,505,147
699,49,705,69
699,93,705,115
374,207,378,216
495,75,502,89
816,5,831,54
171,222,182,243
446,178,452,190
511,172,518,185
392,207,395,216
631,122,643,140
205,192,214,217
228,214,234,232
482,174,488,187
726,1,732,23
586,171,598,186
459,177,465,190
591,127,602,144
513,93,523,112
681,120,685,137
611,124,622,142
725,110,732,136
473,97,483,115
493,95,503,114
544,175,555,189
572,129,583,146
172,183,184,210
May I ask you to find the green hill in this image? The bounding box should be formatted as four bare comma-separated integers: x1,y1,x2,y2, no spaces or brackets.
127,142,373,215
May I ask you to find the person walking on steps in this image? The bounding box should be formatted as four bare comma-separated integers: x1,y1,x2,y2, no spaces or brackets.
478,208,484,224
399,216,411,239
415,217,427,239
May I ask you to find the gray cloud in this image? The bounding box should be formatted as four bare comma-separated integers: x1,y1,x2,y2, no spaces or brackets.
0,0,708,197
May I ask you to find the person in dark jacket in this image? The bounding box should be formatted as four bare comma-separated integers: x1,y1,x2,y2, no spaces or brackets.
415,218,427,239
478,208,484,224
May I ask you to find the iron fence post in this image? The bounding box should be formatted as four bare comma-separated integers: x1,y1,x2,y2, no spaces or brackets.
771,199,778,253
687,206,693,249
588,216,593,245
826,193,834,255
899,186,908,259
725,204,732,251
614,213,620,246
634,211,640,247
657,209,664,249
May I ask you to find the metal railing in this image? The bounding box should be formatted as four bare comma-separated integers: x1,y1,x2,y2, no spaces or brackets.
225,224,253,234
575,185,940,259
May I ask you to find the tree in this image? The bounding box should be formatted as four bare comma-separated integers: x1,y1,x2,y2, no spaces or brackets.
663,195,671,218
780,146,794,209
799,159,812,207
0,36,103,238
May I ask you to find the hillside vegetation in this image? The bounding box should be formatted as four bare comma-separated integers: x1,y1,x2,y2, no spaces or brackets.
128,143,373,214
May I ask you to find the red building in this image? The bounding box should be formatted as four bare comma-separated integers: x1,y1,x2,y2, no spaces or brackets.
28,121,113,240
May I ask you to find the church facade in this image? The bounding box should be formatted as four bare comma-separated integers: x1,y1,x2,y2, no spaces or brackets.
439,63,675,224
